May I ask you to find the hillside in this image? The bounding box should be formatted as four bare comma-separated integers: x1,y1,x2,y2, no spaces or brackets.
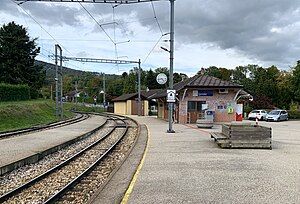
35,60,99,78
35,60,120,84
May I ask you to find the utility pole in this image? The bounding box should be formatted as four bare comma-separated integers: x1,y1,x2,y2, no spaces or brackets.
55,44,63,119
60,47,63,119
103,73,106,109
55,45,59,118
75,81,78,104
167,0,175,133
138,59,141,116
50,85,53,100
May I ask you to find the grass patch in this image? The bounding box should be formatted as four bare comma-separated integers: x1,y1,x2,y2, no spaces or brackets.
0,100,74,132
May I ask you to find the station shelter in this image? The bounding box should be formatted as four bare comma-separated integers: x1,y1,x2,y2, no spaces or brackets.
149,74,248,123
112,93,149,116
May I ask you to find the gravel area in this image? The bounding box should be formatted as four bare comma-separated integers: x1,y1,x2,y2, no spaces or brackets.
0,120,116,197
3,121,127,204
58,126,138,204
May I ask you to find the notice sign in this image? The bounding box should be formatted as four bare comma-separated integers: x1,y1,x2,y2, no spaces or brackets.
167,90,176,103
198,90,213,96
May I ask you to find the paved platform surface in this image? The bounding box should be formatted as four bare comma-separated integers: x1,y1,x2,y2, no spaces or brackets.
0,115,106,167
125,117,300,204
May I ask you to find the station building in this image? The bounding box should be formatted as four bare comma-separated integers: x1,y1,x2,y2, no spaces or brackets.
149,74,248,123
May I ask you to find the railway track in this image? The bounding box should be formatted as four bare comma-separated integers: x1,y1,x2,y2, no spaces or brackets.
0,113,89,140
0,114,139,204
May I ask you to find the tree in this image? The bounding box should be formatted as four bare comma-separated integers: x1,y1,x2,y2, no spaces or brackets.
292,61,300,102
0,22,44,98
199,66,232,81
123,69,137,94
146,69,157,89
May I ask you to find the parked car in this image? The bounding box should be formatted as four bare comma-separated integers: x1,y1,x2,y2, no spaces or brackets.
248,110,267,120
266,110,288,122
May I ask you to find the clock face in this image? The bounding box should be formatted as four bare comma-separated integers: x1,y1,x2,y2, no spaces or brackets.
156,73,168,85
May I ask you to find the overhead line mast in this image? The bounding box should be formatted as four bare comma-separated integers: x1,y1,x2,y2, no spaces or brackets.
18,0,175,132
17,0,164,4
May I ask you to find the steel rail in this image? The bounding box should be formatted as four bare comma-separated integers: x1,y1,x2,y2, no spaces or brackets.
0,117,124,203
0,113,89,139
44,119,129,203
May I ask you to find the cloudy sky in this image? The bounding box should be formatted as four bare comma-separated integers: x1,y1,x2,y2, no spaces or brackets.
1,0,300,75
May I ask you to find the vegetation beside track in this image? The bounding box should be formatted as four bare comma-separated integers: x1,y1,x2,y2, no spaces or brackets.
0,100,74,132
0,100,106,132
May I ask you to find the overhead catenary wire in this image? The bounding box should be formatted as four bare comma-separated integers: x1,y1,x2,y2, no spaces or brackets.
142,34,163,64
14,0,168,72
10,0,74,56
141,1,167,66
151,1,163,35
77,1,115,45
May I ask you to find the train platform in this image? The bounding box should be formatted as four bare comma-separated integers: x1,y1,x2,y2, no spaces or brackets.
0,115,106,170
98,116,300,204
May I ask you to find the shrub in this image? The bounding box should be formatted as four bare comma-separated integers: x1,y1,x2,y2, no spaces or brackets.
288,110,300,119
0,83,30,102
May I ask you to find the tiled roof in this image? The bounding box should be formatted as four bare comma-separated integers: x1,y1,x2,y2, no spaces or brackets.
186,75,242,88
141,89,162,98
112,93,147,102
149,75,242,99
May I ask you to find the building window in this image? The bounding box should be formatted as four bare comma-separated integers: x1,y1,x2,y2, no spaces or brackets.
188,101,206,112
188,101,196,111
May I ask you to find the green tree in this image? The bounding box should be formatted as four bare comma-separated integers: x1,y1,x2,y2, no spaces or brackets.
146,69,157,89
123,69,137,94
292,61,300,101
199,66,232,81
0,22,43,98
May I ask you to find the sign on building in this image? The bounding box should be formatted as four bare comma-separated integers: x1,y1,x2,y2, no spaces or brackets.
167,90,176,103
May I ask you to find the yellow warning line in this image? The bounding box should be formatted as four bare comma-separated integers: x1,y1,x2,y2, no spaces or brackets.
121,125,150,204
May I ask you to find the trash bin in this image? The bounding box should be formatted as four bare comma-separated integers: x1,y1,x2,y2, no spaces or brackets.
205,110,215,121
196,109,214,128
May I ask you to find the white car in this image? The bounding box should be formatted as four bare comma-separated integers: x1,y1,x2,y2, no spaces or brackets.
248,110,267,120
266,110,288,122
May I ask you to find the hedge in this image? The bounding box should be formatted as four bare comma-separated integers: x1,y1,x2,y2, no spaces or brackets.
288,110,300,119
0,83,30,102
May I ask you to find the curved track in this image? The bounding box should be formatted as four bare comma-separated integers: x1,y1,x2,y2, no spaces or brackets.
0,114,139,204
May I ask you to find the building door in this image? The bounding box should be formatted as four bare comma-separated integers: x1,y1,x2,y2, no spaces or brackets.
131,99,144,115
187,101,206,123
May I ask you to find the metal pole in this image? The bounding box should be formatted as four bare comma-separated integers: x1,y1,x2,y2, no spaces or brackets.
103,73,106,109
55,45,59,118
138,59,141,116
168,0,175,133
60,47,63,119
75,81,78,104
50,85,53,100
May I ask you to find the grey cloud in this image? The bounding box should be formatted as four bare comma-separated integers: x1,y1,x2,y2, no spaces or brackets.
2,0,300,67
0,1,82,26
21,3,82,26
90,0,300,67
